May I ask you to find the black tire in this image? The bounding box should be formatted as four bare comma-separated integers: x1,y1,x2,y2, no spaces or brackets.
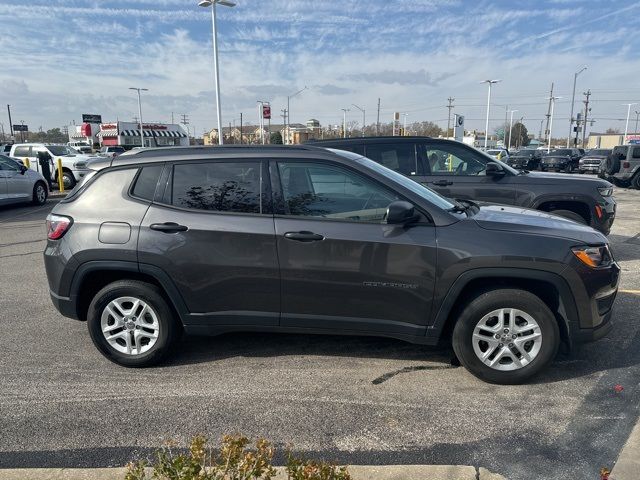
565,163,573,173
87,280,180,367
32,181,48,205
632,173,640,190
550,209,587,225
62,171,76,189
452,289,560,384
605,154,621,175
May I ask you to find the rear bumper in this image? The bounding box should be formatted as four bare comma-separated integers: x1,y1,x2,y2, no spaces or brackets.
49,290,80,320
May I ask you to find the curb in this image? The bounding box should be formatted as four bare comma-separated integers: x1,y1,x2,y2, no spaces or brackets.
611,417,640,480
0,465,507,480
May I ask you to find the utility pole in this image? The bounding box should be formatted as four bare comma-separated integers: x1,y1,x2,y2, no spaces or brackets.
539,119,544,141
239,112,243,144
568,67,587,147
376,98,380,136
635,110,640,135
582,90,591,147
544,82,554,147
503,105,508,146
341,108,350,138
280,109,287,144
446,97,455,138
352,104,365,137
7,104,13,140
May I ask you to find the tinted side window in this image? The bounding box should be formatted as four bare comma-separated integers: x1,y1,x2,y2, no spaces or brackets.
334,144,365,156
277,162,398,222
132,165,163,201
364,143,422,176
171,162,263,214
13,146,30,157
632,147,640,159
421,143,488,176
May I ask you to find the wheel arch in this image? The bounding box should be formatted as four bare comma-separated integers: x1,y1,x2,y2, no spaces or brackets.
431,268,578,351
533,195,592,224
70,261,188,324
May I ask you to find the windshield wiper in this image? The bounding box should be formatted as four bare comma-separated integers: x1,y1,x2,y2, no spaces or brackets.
518,169,530,175
447,198,479,215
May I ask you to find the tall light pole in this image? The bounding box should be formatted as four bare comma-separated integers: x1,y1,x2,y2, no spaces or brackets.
199,0,236,145
507,109,518,150
623,103,638,142
341,108,350,138
481,79,501,149
635,110,640,136
547,96,562,153
567,66,587,147
129,87,148,148
286,86,307,145
352,104,365,137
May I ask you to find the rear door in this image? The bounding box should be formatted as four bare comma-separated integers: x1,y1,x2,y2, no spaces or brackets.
272,158,436,336
138,158,280,327
416,141,517,205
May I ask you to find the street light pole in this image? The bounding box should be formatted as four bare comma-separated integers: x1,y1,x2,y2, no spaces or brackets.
635,110,640,136
481,79,501,149
507,109,518,150
547,96,562,153
352,104,365,137
199,0,236,145
623,103,637,142
286,86,307,145
341,108,350,138
129,87,148,148
568,66,587,147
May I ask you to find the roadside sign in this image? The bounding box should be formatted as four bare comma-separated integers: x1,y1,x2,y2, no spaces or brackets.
13,124,28,132
262,105,271,119
82,114,102,123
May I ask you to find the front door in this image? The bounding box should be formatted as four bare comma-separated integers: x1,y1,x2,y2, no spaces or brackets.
417,141,517,205
0,157,31,200
273,159,437,336
138,159,280,327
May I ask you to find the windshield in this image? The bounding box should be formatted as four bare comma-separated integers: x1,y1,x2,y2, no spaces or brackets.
329,149,456,211
546,149,571,156
486,150,502,155
48,145,79,156
514,149,535,156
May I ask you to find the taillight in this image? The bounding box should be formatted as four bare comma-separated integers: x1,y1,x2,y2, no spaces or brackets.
623,161,630,169
46,214,72,240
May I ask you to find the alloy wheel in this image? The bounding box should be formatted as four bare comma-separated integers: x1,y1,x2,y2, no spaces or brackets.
472,308,542,371
100,296,160,355
36,185,46,203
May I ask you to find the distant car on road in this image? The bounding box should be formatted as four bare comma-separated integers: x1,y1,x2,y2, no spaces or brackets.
507,148,543,170
309,137,615,234
99,146,126,159
9,143,96,189
540,148,582,173
44,145,619,384
485,148,509,161
600,144,640,189
579,149,611,174
0,154,48,206
67,142,93,154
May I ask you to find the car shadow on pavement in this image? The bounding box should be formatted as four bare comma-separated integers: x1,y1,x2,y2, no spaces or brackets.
166,291,640,386
608,233,640,262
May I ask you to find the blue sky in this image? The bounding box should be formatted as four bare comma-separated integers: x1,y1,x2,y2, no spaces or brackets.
1,0,640,138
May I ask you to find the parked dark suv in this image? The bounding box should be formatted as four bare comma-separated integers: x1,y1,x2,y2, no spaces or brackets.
507,148,543,170
310,137,615,234
44,146,619,384
540,148,582,173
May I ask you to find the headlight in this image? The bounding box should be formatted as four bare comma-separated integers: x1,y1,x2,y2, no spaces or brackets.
572,245,613,268
598,186,613,197
73,161,87,169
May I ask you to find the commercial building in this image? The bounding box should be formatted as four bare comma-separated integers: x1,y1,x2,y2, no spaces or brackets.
97,121,188,149
68,123,100,147
587,132,640,149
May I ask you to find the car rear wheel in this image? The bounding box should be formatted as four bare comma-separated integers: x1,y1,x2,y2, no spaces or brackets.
452,289,560,384
32,181,47,205
61,171,76,189
549,209,587,225
87,280,180,367
632,173,640,190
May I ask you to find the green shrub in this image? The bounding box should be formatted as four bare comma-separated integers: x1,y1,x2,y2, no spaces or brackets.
124,434,350,480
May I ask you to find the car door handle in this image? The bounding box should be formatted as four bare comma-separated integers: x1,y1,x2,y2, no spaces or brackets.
432,180,453,186
284,231,325,242
150,222,188,233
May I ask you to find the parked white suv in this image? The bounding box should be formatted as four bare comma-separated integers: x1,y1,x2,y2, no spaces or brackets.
10,143,96,189
67,142,93,154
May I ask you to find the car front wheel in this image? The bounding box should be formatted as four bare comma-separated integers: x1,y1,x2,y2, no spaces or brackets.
452,289,560,384
87,280,180,367
32,181,47,205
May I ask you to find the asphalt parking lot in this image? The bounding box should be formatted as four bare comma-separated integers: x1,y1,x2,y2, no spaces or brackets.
0,185,639,480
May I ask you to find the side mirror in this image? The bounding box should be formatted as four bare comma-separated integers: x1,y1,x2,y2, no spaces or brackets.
386,200,420,225
486,162,505,176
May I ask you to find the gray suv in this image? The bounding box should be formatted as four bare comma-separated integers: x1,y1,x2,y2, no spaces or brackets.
601,144,640,189
44,146,620,384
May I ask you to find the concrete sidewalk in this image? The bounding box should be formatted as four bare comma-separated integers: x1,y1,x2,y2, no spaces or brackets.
0,465,507,480
611,417,640,480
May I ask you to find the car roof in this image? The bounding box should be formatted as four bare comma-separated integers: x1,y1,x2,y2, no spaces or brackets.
309,136,433,145
108,144,340,167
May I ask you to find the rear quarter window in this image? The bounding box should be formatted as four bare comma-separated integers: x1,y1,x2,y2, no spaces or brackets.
131,165,163,201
